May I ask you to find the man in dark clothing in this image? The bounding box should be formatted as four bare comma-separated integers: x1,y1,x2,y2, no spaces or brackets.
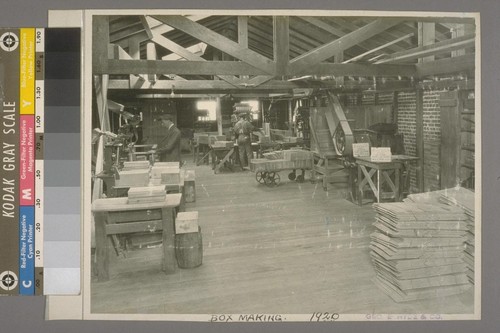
233,114,254,169
157,115,181,163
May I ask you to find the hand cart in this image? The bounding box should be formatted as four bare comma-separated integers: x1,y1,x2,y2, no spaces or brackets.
249,152,313,186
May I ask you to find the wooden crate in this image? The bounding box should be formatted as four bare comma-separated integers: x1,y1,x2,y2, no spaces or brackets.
175,211,199,234
151,165,180,179
115,170,149,187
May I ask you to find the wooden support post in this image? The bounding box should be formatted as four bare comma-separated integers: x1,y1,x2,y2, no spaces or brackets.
93,74,111,202
146,42,157,83
238,16,248,48
216,97,223,136
416,88,424,192
418,22,435,63
128,36,141,59
393,91,399,124
274,16,289,76
335,51,344,86
92,16,110,73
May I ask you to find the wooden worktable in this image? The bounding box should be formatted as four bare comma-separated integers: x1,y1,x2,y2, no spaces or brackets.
92,193,182,281
355,155,418,205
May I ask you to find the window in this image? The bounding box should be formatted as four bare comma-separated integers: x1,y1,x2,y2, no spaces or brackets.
241,100,260,120
196,100,217,122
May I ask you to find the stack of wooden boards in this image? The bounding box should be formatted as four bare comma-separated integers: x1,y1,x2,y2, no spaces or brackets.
122,160,151,171
370,191,473,302
437,188,475,284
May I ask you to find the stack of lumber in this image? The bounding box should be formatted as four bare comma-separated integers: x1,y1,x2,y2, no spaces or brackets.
127,185,166,204
438,188,475,284
406,187,475,284
371,201,471,302
121,160,150,171
263,151,284,160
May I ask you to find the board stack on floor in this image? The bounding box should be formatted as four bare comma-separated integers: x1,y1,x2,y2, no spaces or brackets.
370,200,471,302
438,188,475,284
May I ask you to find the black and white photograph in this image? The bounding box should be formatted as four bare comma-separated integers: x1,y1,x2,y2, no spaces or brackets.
84,9,480,320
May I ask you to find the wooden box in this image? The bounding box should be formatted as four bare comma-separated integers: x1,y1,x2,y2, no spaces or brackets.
161,169,181,185
151,165,180,179
175,211,199,234
195,133,210,145
115,170,149,187
154,162,180,168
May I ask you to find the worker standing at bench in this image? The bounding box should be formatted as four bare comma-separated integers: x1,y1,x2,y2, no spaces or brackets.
234,113,254,170
157,114,181,163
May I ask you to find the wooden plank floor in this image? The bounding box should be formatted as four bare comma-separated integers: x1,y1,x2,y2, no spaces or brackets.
91,157,474,315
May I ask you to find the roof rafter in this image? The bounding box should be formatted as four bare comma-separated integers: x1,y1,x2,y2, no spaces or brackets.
289,19,402,74
376,33,475,64
343,33,414,63
151,15,276,74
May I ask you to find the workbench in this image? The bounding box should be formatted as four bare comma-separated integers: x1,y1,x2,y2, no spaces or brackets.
355,155,418,205
92,193,182,281
211,146,237,173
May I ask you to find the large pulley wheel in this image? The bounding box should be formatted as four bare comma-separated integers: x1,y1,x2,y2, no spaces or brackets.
256,171,267,184
333,125,346,155
264,172,280,186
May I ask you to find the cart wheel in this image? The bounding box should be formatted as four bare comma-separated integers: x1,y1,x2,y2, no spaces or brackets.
296,175,304,183
256,171,266,184
288,171,296,181
265,172,280,186
264,172,274,186
271,173,281,186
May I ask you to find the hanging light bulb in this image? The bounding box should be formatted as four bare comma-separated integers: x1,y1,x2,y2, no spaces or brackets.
170,85,175,98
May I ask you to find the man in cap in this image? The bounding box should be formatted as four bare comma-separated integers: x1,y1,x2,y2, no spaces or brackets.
157,114,181,163
233,113,254,170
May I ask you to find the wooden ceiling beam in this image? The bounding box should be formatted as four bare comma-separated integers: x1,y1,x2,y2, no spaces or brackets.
107,78,297,92
376,34,475,64
290,63,417,77
289,19,402,74
99,59,270,75
400,16,476,25
416,54,475,78
151,15,275,74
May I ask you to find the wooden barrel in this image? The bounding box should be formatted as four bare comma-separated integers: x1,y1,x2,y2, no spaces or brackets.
175,226,203,268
